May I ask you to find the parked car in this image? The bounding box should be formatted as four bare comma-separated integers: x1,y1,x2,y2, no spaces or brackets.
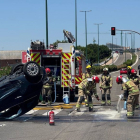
0,61,46,120
120,68,127,75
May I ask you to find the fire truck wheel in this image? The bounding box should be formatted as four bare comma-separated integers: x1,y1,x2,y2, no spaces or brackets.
23,61,40,77
11,63,24,74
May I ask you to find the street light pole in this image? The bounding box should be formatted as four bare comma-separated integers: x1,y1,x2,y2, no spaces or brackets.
45,0,48,49
94,23,102,64
115,38,117,45
75,0,77,49
80,10,92,60
125,33,126,62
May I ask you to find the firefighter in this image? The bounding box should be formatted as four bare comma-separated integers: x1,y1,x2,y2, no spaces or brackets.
130,69,140,109
116,75,139,117
76,76,100,112
99,67,113,106
82,65,92,107
42,68,53,105
127,66,132,79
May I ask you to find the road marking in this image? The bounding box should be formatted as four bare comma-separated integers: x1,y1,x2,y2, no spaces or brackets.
68,108,87,116
0,124,6,127
42,109,62,116
91,108,127,120
26,110,38,115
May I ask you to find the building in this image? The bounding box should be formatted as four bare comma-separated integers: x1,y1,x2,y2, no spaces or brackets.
0,50,25,67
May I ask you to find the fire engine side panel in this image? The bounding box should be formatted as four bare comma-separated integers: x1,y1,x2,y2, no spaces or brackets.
61,52,72,87
75,56,82,85
30,52,41,66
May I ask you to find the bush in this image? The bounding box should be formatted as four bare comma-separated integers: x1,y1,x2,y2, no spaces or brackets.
0,66,11,78
132,53,137,64
117,64,127,70
123,59,132,66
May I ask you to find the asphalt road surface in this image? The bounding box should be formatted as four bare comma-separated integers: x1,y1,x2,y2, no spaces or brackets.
0,52,140,140
113,53,132,66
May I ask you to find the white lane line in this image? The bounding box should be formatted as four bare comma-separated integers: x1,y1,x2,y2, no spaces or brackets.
68,108,87,116
0,124,6,127
26,110,38,115
132,53,138,67
42,109,62,116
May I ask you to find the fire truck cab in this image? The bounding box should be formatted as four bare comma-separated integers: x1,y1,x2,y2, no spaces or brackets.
25,30,86,102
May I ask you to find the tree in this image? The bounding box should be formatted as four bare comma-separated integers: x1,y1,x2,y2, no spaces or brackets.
76,44,111,66
52,40,67,46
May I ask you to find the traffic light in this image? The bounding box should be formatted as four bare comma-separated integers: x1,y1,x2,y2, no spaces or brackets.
111,27,116,35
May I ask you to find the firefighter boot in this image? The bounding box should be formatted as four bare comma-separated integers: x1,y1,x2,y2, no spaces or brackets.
107,100,111,106
76,108,81,112
89,107,94,112
101,101,106,106
76,104,81,112
126,112,134,118
47,101,52,106
41,101,46,104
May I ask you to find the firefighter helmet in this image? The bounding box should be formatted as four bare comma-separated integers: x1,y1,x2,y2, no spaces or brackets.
103,67,108,71
116,75,123,84
45,68,51,73
131,69,137,74
92,76,100,83
127,66,132,70
86,65,91,69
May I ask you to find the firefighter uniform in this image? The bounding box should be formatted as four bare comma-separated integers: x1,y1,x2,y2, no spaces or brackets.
76,77,99,112
82,68,92,107
130,69,140,109
100,68,113,105
127,66,132,79
122,80,139,117
42,68,53,105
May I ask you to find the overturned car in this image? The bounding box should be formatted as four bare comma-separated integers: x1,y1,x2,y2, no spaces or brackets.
0,61,46,120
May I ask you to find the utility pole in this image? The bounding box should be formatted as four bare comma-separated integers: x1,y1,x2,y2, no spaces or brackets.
80,10,92,60
125,33,126,62
112,35,113,64
75,0,77,49
94,23,103,65
45,0,48,49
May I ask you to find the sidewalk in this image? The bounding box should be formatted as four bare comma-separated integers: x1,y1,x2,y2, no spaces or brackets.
102,53,119,66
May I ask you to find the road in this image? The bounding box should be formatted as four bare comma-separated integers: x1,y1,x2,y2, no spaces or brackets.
0,52,140,140
113,53,132,66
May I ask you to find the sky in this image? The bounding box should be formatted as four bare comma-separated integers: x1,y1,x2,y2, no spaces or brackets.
0,0,140,50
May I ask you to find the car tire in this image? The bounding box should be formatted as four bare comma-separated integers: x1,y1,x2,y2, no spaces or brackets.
23,61,40,77
11,63,24,74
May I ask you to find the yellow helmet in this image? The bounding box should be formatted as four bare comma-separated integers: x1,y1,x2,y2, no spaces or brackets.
86,65,91,69
127,66,132,70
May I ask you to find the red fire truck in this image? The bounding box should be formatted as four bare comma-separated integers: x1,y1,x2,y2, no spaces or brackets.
23,30,86,102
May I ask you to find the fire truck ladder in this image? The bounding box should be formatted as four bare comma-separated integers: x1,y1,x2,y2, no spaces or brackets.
62,58,70,100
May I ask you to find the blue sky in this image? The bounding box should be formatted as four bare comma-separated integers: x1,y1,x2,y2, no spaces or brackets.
0,0,140,50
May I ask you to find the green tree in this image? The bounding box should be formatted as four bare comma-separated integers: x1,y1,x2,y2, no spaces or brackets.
76,44,111,66
52,40,67,46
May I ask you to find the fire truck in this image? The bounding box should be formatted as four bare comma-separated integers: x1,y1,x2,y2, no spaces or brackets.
23,30,86,102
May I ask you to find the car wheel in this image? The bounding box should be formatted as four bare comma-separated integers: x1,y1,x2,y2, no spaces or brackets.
11,63,24,74
23,61,40,77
